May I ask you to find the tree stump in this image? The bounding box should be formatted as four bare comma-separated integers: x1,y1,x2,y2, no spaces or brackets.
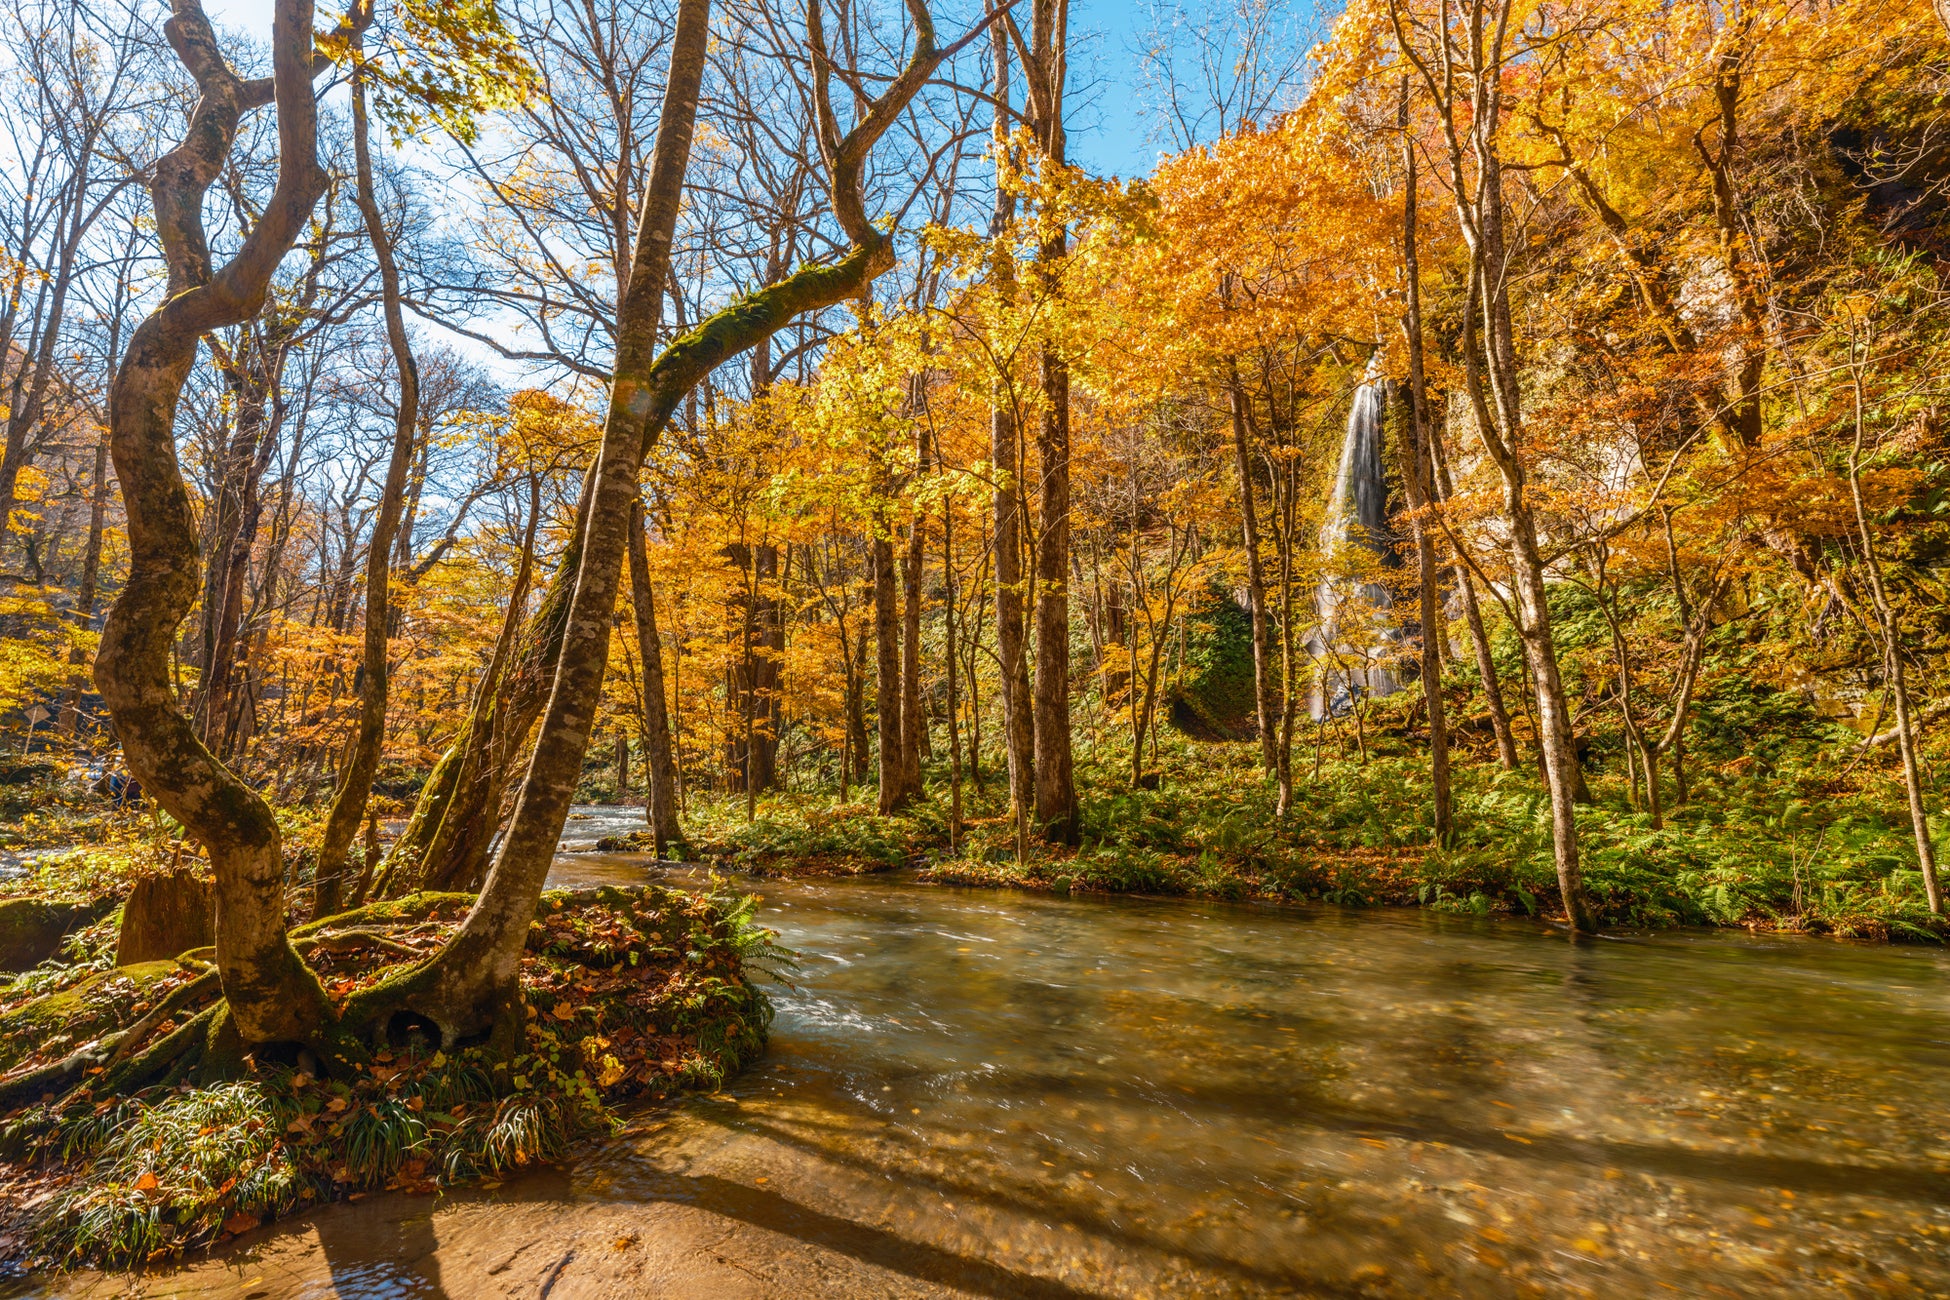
115,869,215,965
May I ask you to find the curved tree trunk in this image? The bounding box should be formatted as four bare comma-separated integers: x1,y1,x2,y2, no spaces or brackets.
94,0,362,1046
315,55,421,918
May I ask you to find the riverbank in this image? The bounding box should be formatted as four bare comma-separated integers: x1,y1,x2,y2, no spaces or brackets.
0,881,775,1271
18,871,1950,1299
613,738,1950,942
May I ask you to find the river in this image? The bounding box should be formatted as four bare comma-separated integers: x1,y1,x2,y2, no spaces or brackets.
29,806,1950,1297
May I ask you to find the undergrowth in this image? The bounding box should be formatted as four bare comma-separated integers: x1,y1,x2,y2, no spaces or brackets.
648,715,1950,941
0,881,783,1268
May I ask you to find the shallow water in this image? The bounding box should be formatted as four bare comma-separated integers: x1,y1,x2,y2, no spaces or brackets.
30,806,1950,1297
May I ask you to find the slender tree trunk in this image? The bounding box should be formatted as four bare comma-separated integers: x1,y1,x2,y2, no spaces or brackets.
60,429,111,735
1399,122,1452,844
315,56,421,918
628,497,682,855
749,543,782,791
874,524,906,812
900,516,925,801
988,19,1034,832
1027,0,1076,844
944,498,962,851
1468,179,1590,921
1228,362,1276,775
1846,359,1943,912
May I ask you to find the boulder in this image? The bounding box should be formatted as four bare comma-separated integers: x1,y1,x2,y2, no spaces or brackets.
114,869,215,966
0,896,118,972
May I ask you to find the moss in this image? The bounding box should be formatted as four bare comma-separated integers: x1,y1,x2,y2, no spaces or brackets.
1167,584,1259,742
5,884,779,1270
290,891,475,938
0,961,182,1075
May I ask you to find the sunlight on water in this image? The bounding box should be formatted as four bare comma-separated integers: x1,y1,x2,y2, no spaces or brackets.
29,807,1950,1297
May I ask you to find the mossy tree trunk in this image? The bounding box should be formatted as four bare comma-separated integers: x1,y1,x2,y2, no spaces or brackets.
348,0,994,1043
93,0,369,1046
384,466,581,895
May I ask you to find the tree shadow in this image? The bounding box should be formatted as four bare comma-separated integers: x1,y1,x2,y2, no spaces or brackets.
624,1171,1115,1300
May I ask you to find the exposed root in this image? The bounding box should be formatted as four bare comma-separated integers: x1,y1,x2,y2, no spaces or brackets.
105,968,221,1069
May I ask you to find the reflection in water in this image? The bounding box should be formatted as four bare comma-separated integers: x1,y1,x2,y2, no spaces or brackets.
26,808,1950,1297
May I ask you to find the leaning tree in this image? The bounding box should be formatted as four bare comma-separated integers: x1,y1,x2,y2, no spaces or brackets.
86,0,1003,1080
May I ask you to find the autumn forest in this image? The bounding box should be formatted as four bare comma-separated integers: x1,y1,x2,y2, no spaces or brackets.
0,0,1945,1288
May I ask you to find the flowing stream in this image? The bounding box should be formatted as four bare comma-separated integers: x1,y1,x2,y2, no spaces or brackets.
28,806,1950,1297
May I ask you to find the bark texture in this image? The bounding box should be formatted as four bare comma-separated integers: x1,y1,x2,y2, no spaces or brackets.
94,0,366,1044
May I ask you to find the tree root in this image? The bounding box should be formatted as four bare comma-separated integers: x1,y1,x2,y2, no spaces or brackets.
294,930,422,960
105,967,221,1068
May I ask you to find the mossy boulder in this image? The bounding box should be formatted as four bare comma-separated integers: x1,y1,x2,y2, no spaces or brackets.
0,896,117,972
1167,584,1259,741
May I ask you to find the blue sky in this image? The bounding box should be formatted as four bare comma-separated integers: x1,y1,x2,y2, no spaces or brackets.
204,0,1168,180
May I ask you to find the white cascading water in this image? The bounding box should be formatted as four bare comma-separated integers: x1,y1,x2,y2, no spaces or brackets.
1311,356,1401,718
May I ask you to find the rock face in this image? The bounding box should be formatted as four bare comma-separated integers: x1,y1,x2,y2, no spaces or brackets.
114,869,215,966
0,896,117,972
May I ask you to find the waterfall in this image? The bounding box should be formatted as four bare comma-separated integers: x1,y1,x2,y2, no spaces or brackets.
1311,358,1402,719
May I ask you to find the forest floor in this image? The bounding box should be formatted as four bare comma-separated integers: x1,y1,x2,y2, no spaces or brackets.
0,839,779,1271
600,728,1950,943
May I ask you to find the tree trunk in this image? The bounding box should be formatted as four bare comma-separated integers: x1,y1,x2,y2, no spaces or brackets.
1846,361,1943,913
874,525,906,812
1430,424,1519,769
315,57,421,918
628,497,682,855
1027,0,1076,845
944,498,962,851
1228,362,1276,775
1417,26,1594,927
1399,124,1453,845
988,24,1034,833
94,0,355,1047
751,543,782,791
60,429,111,735
899,516,925,802
387,465,585,894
